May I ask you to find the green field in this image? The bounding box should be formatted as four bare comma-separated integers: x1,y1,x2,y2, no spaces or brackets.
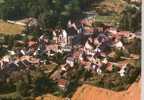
0,20,25,36
0,0,4,3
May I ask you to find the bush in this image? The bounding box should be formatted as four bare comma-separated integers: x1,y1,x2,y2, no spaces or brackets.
124,64,140,84
53,52,66,64
112,65,120,72
4,35,15,49
128,38,141,54
121,37,129,45
114,49,123,61
90,63,140,91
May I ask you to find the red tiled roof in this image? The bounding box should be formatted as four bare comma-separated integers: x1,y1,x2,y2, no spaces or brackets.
117,31,130,37
84,28,94,33
73,51,80,59
106,62,113,71
57,79,67,86
27,41,37,47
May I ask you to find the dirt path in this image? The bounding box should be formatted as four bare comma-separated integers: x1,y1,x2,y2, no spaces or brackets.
72,81,140,100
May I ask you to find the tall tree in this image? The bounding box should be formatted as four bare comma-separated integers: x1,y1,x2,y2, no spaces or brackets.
119,4,141,32
0,0,87,29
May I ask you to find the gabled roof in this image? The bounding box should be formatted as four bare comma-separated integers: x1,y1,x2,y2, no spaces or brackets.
57,79,68,87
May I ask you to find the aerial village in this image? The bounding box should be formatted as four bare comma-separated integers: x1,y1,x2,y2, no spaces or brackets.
0,0,141,99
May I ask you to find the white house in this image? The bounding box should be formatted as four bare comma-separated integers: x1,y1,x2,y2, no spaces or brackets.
114,40,124,49
2,55,10,62
118,64,127,77
66,57,75,67
62,29,68,45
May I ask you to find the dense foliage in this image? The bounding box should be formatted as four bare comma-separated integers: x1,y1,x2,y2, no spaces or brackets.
119,4,141,32
0,0,90,29
90,63,140,91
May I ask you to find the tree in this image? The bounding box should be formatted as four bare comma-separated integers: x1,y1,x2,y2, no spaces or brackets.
0,0,85,29
119,4,141,32
0,0,29,20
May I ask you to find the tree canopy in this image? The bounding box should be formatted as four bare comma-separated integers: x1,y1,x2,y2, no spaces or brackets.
119,4,141,32
0,0,88,29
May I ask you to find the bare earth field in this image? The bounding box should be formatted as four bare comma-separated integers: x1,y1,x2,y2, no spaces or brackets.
72,81,140,100
35,80,140,100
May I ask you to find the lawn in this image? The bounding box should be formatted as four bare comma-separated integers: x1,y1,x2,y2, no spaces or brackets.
0,20,25,36
0,92,17,99
0,0,4,3
95,15,116,23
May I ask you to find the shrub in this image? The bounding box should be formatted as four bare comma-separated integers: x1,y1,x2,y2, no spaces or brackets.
128,38,141,54
53,52,66,64
112,65,120,72
124,64,140,84
113,49,123,61
121,37,129,45
89,63,140,91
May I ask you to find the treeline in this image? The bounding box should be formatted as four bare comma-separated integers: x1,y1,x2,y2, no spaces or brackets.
0,0,141,32
0,0,90,28
119,4,141,32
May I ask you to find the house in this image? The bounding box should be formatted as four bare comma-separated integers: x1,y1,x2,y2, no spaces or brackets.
83,11,97,20
134,32,141,38
101,58,108,65
8,17,39,33
90,59,102,75
80,18,94,27
27,40,37,47
130,0,141,3
108,28,117,35
87,56,95,62
79,53,84,61
52,30,58,43
110,31,136,41
97,33,109,43
57,79,69,90
56,46,63,53
66,57,75,67
97,67,102,75
10,17,38,27
8,50,16,56
80,18,94,36
50,70,62,80
56,29,68,46
118,64,127,77
2,55,10,62
117,31,132,38
62,45,72,52
0,60,4,70
67,20,78,31
127,33,136,41
84,37,95,51
61,64,67,72
93,38,100,46
84,40,94,50
67,20,78,45
106,62,114,71
20,49,26,56
113,40,124,49
0,36,5,47
62,29,68,45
